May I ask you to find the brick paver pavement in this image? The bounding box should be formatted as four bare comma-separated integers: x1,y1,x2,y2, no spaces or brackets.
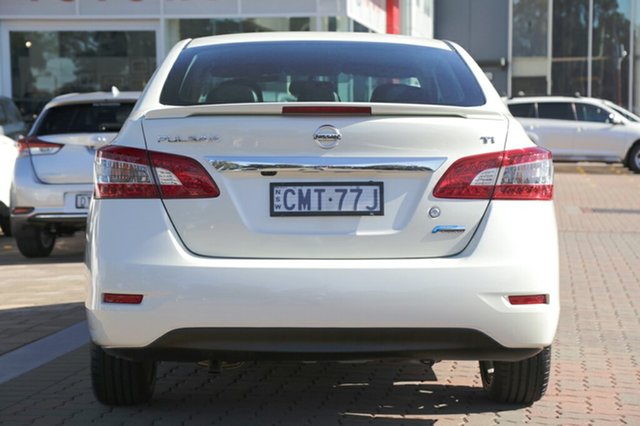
0,236,86,355
0,162,638,425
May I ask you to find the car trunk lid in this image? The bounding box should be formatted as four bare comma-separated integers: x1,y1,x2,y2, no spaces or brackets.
28,133,115,184
140,104,508,259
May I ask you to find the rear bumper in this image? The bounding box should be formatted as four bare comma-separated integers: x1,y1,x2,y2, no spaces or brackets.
86,199,560,359
12,209,88,235
105,327,542,362
10,156,91,232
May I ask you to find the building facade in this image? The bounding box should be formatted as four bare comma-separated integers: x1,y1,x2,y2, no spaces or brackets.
0,0,433,121
4,0,639,118
436,0,640,113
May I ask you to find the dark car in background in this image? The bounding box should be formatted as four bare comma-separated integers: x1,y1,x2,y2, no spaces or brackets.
0,96,25,141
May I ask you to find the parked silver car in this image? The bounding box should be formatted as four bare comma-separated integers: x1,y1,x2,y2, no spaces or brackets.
9,90,139,257
506,96,640,173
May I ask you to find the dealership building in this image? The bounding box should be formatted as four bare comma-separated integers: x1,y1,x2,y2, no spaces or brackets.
1,0,639,119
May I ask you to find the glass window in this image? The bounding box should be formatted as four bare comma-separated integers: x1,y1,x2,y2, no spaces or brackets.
552,61,589,96
316,16,350,31
538,102,575,120
552,0,589,96
33,102,136,136
160,41,486,107
591,0,630,105
512,77,547,97
10,31,155,124
508,102,536,118
553,0,589,58
575,102,611,122
606,101,640,122
0,103,7,125
512,0,548,57
168,18,311,48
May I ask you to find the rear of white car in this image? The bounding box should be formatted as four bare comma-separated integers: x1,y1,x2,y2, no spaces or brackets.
86,33,559,406
10,91,138,257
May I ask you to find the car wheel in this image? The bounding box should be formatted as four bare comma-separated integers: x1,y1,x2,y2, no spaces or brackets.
479,346,551,405
0,214,10,237
15,226,56,257
628,143,640,173
91,343,157,406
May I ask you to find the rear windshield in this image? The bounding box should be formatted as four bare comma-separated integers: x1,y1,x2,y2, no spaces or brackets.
34,102,135,136
160,41,486,107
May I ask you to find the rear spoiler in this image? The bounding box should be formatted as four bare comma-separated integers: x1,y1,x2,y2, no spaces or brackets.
143,102,504,120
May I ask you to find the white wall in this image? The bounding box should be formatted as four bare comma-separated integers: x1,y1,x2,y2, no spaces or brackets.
346,0,386,33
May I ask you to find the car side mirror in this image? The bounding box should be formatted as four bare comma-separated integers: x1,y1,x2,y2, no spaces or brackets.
608,113,624,125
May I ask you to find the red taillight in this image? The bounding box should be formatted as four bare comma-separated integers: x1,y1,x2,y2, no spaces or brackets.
150,151,220,198
433,147,553,200
508,295,548,305
103,293,144,304
94,146,220,199
17,136,63,156
94,147,159,198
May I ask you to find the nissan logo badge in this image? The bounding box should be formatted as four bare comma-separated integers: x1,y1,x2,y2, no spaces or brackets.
313,125,342,149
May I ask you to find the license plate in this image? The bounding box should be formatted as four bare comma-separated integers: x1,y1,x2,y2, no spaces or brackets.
75,193,92,209
270,182,383,216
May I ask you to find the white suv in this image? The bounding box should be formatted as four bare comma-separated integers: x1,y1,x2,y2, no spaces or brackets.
86,33,559,406
507,96,640,172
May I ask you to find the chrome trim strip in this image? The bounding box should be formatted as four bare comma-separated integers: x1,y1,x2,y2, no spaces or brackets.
431,225,466,234
208,157,447,174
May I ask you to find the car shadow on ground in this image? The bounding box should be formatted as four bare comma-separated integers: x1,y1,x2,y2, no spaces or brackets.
0,302,86,355
0,233,85,265
128,360,525,423
1,324,528,424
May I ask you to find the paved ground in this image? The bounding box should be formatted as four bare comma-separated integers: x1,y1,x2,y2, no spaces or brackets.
0,162,639,425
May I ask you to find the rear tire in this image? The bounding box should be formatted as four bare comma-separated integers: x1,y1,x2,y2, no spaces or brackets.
628,143,640,173
479,346,551,405
0,214,10,237
15,226,55,257
91,343,157,406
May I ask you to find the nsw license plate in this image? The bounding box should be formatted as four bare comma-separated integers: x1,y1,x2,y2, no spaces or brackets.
270,182,383,216
75,193,92,209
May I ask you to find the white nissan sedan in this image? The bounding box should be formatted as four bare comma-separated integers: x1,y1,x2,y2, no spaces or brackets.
86,32,559,406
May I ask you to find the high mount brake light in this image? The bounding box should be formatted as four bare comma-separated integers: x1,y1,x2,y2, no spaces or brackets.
282,106,372,115
17,136,63,156
94,146,220,199
433,147,553,200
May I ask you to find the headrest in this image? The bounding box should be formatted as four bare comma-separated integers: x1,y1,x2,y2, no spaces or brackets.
289,81,338,102
206,80,262,104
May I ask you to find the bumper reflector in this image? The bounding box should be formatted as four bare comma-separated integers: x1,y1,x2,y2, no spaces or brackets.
103,293,144,304
508,295,548,305
12,207,34,215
